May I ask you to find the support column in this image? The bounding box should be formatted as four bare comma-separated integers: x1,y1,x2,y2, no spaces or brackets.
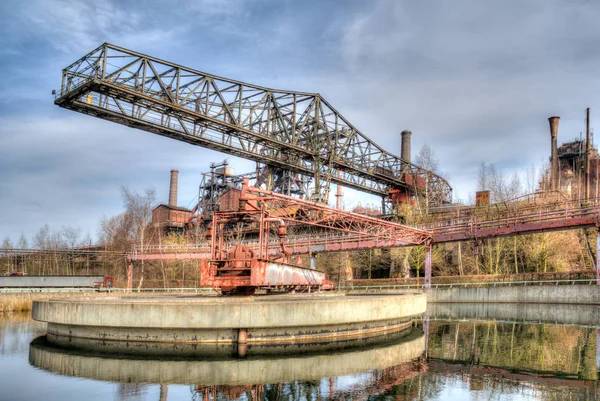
127,259,133,293
424,240,432,289
596,327,600,379
310,254,316,270
596,228,600,285
423,315,430,357
237,328,248,358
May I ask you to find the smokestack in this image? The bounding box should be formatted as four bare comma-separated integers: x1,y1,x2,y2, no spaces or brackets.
548,117,560,191
401,130,412,169
336,183,343,209
169,169,179,207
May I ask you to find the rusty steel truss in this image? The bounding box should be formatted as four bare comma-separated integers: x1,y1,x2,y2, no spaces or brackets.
201,208,332,294
237,179,431,245
54,43,452,204
422,197,600,243
134,197,600,258
193,179,430,293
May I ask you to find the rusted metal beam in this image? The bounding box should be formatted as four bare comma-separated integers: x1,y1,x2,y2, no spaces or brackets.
432,216,596,243
239,179,431,246
54,43,452,204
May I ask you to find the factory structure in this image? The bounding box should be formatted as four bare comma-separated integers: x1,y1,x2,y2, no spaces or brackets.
547,109,600,199
149,107,599,239
151,169,195,233
149,130,424,236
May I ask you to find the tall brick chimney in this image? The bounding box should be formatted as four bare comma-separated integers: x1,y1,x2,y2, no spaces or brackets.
168,169,179,207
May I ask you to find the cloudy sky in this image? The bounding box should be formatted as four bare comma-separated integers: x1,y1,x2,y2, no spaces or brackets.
1,0,599,244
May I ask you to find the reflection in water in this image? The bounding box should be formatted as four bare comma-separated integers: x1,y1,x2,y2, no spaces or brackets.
427,321,598,380
0,313,45,355
0,313,599,400
42,323,418,359
427,302,600,327
29,328,425,385
424,320,599,400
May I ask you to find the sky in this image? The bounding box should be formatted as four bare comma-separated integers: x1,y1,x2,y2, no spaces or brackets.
1,0,600,245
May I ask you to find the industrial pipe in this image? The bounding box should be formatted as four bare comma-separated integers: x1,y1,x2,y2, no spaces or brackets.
169,169,179,207
548,117,560,191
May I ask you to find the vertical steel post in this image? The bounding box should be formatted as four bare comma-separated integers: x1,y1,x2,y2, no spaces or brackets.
596,328,600,378
258,213,264,259
586,108,591,199
101,43,107,79
596,228,600,285
127,260,133,293
210,216,217,260
424,240,432,289
423,315,430,357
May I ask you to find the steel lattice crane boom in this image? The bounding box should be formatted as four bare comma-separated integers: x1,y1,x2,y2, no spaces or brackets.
54,43,452,206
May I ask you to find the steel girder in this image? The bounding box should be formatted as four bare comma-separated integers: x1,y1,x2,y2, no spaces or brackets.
239,180,431,246
54,43,452,204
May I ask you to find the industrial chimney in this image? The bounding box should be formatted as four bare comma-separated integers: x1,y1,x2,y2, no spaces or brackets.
168,169,179,207
548,117,560,191
401,130,411,171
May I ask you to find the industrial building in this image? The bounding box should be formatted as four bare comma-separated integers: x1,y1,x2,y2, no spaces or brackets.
548,110,600,199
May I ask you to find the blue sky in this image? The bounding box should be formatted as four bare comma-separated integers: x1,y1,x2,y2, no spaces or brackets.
1,0,600,244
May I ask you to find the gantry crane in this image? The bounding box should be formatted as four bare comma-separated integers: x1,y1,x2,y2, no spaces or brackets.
54,43,452,209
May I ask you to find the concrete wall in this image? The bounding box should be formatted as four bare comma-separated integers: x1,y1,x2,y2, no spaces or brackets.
428,285,600,305
34,293,426,329
426,302,600,326
30,330,425,385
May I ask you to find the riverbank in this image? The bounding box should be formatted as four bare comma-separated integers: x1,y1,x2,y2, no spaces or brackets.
0,292,121,314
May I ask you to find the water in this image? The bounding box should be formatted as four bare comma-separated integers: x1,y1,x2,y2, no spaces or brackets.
1,306,599,401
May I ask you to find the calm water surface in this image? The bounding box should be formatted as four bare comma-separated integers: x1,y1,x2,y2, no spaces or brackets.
1,306,599,400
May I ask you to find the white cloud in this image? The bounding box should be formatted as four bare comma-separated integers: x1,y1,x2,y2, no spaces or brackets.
3,0,600,241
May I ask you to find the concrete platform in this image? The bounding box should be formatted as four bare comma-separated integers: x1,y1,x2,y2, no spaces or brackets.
29,328,425,385
32,292,426,347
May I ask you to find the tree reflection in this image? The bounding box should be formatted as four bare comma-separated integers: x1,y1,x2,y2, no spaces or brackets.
187,321,599,401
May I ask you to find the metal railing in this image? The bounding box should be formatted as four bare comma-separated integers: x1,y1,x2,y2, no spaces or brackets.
340,279,598,291
2,278,595,294
0,287,217,294
420,198,600,237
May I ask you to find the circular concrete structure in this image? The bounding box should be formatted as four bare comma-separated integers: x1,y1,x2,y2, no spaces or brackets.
29,329,425,385
32,292,426,347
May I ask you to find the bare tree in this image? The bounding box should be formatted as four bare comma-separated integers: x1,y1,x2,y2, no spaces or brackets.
415,143,440,173
2,236,12,249
120,187,156,289
62,225,82,248
414,143,447,212
98,214,133,251
17,233,28,249
478,162,523,203
82,232,93,247
477,162,488,191
33,224,51,249
120,187,156,244
525,163,539,194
